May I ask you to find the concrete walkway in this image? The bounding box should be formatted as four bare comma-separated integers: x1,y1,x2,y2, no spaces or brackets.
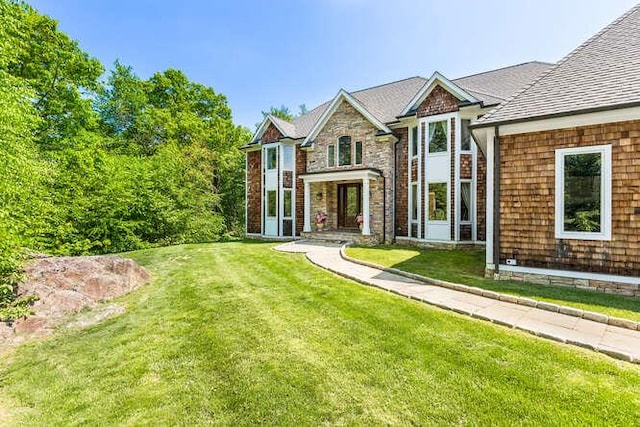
275,240,640,364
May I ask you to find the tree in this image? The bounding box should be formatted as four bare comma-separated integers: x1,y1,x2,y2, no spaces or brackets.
261,104,294,122
1,1,104,149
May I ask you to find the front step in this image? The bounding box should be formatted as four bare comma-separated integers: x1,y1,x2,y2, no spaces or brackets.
300,231,381,246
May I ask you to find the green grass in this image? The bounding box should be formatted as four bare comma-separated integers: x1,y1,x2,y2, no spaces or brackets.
1,241,639,425
346,245,640,322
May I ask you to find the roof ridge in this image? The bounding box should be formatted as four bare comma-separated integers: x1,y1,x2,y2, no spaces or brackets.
478,4,640,125
349,76,426,95
452,61,554,82
461,88,507,101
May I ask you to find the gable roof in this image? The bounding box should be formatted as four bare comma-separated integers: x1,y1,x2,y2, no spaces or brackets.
246,61,552,147
476,5,640,127
302,89,394,147
401,71,480,117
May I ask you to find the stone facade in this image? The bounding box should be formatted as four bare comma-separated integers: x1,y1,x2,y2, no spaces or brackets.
246,150,262,234
498,119,640,277
306,99,395,243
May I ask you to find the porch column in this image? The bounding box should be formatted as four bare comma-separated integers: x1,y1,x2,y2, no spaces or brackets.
362,177,371,235
303,180,311,232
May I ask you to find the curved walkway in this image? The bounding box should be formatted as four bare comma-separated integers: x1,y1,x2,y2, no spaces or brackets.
275,240,640,364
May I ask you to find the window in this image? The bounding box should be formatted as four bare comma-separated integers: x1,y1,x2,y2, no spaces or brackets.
428,121,448,153
461,119,471,151
428,183,447,221
460,181,471,222
267,190,277,217
555,145,611,240
338,136,352,166
355,141,363,165
411,182,418,221
266,147,277,170
282,145,293,170
411,126,418,158
327,144,335,167
283,189,292,218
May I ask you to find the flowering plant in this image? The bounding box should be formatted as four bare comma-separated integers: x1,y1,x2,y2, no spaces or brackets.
355,213,364,224
315,211,327,224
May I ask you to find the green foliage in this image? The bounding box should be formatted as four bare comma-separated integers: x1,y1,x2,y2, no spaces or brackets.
0,0,250,319
261,104,294,122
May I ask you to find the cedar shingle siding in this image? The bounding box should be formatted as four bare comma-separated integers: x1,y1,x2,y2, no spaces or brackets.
499,119,640,276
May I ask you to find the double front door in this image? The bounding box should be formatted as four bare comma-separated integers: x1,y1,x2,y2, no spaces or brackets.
337,183,362,229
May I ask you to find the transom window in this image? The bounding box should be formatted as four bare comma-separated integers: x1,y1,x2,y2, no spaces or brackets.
338,136,352,166
555,145,611,240
428,121,448,153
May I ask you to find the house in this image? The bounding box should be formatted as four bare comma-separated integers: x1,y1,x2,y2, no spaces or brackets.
471,4,640,296
242,62,551,245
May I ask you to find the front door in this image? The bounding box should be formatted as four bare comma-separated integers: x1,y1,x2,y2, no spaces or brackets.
338,183,362,229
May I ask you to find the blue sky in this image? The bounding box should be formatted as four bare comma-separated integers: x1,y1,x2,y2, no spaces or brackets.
29,0,640,129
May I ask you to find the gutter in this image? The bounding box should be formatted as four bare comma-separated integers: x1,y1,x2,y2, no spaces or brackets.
492,126,500,273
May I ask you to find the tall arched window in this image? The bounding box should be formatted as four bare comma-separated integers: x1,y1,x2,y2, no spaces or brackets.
338,136,351,166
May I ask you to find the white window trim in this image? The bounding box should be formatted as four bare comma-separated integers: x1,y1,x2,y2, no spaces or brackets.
554,144,612,241
426,181,449,224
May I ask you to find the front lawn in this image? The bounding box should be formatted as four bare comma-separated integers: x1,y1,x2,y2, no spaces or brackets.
346,245,640,322
1,241,639,425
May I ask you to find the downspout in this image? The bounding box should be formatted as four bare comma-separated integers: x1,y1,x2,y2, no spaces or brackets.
492,126,500,274
382,175,387,243
391,139,396,243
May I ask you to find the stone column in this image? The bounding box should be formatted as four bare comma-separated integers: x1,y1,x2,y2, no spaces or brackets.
303,181,311,232
362,178,371,235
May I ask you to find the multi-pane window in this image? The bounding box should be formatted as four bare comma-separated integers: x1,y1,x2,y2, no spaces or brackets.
283,189,292,218
267,190,277,217
411,126,418,158
338,136,352,166
355,141,363,165
267,147,277,169
428,183,447,221
327,144,335,167
555,145,611,240
461,119,471,151
428,121,448,153
460,181,471,222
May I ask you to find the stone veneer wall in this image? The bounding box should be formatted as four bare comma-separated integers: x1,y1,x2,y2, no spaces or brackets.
246,150,262,234
306,100,394,243
498,119,640,277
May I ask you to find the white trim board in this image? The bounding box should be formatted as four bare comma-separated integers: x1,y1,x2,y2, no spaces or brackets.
499,264,640,285
498,106,640,136
299,169,381,183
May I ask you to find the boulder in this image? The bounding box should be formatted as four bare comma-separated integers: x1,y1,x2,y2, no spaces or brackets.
1,255,151,345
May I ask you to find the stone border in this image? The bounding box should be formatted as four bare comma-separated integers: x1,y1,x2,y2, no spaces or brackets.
340,244,640,332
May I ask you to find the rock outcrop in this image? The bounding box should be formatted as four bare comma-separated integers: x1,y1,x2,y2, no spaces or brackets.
0,255,151,346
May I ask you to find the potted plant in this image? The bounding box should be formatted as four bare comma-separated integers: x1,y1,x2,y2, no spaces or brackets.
355,212,364,230
315,211,327,231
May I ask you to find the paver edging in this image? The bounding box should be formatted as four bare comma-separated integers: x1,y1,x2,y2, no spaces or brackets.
339,244,640,332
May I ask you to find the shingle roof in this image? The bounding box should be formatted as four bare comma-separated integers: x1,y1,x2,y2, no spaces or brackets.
254,61,552,142
452,61,553,106
476,5,640,126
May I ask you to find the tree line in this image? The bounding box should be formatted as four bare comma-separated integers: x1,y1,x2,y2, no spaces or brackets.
0,0,249,317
